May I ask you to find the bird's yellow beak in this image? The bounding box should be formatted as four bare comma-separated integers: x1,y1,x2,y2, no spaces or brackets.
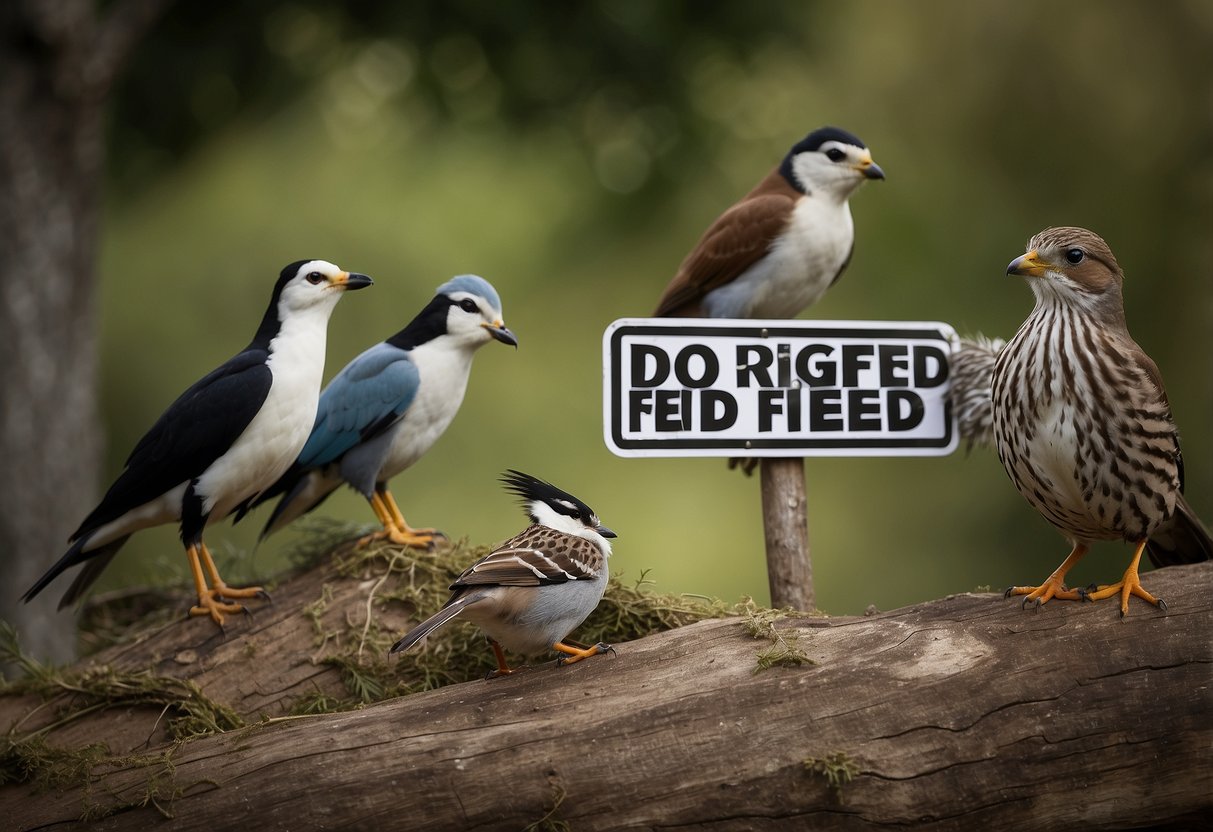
330,271,374,290
481,320,518,347
1007,251,1050,278
854,151,885,180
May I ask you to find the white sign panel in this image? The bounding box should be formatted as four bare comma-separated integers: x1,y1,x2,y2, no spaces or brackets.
603,319,958,458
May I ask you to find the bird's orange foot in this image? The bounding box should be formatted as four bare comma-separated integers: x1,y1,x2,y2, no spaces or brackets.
1081,574,1165,617
213,583,270,603
357,527,448,550
189,590,250,628
1004,577,1084,608
553,641,614,666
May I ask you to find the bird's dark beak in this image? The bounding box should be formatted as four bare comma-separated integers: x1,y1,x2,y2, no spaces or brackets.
855,154,885,180
334,272,374,291
1007,251,1049,278
597,525,617,539
482,321,518,347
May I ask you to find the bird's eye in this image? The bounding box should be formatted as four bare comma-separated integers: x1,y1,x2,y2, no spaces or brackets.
459,299,478,313
825,148,846,162
1065,248,1084,265
306,272,325,285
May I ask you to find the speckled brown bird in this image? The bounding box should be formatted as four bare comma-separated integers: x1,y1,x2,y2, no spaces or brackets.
993,227,1211,615
389,470,616,675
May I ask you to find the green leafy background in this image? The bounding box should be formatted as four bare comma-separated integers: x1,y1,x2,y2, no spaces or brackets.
92,1,1211,613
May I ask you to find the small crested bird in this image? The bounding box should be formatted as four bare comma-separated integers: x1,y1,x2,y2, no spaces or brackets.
653,126,884,320
993,227,1212,615
22,260,373,625
251,275,516,548
390,470,616,676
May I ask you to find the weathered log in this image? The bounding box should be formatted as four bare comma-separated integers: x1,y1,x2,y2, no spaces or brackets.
3,561,1211,830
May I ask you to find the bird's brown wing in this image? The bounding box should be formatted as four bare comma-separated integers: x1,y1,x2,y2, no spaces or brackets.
653,193,795,317
452,526,602,588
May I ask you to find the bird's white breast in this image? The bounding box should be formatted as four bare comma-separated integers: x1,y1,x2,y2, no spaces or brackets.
195,311,330,519
379,340,477,480
705,196,855,319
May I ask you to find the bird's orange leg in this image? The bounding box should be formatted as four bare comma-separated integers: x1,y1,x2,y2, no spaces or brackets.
486,639,515,677
1082,540,1164,616
553,641,613,666
1005,543,1088,607
357,489,445,550
187,543,246,626
197,542,268,601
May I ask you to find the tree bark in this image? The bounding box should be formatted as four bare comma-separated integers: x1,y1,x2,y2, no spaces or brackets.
3,561,1209,831
0,0,169,664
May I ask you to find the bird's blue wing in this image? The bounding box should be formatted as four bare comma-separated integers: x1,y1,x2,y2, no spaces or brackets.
72,349,272,539
296,343,421,467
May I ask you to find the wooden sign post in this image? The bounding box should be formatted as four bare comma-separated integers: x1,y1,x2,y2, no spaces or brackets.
603,319,957,612
760,458,813,609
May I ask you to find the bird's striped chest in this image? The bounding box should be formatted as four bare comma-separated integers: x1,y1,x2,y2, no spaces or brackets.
707,196,854,319
992,304,1180,542
380,341,476,478
196,317,329,516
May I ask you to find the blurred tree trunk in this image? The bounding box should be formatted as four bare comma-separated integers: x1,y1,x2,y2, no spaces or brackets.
0,0,168,665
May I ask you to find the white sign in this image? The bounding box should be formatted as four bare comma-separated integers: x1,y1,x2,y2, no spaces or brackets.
603,319,958,458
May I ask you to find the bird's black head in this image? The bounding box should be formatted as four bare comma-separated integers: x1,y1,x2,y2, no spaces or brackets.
500,470,616,538
791,126,868,154
779,126,882,193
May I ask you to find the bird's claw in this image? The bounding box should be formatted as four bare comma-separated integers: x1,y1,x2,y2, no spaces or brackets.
555,642,613,666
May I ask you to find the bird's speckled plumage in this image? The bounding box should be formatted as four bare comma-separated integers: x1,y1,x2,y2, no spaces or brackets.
390,472,613,663
993,227,1210,612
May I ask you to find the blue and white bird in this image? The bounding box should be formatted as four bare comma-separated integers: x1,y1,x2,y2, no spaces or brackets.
653,126,884,319
251,275,516,548
22,260,373,626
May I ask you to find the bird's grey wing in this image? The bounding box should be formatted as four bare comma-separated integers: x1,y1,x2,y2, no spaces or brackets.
295,344,422,468
71,349,272,539
243,345,420,528
653,193,796,317
452,527,602,588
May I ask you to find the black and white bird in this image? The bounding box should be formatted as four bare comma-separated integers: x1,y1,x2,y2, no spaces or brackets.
390,470,616,676
21,260,372,626
653,126,884,320
249,275,516,548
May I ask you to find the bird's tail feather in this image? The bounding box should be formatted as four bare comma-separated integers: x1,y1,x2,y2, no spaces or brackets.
21,534,130,607
390,595,478,654
1147,494,1213,567
950,334,1005,452
259,469,341,540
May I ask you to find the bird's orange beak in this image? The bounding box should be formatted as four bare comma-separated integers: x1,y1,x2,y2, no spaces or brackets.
1007,250,1050,278
854,152,885,180
329,271,374,290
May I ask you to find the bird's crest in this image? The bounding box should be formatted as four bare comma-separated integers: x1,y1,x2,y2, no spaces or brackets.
500,470,595,522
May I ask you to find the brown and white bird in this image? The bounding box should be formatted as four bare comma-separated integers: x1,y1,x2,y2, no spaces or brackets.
993,227,1211,615
653,126,884,320
390,470,616,675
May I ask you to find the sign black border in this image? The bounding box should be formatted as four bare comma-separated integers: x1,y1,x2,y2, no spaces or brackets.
607,322,956,452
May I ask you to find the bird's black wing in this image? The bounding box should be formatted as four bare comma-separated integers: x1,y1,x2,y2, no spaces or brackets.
71,348,273,539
